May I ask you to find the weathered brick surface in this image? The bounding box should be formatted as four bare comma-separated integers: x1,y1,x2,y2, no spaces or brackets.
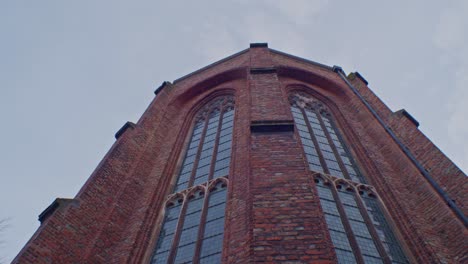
14,45,466,263
345,75,467,262
250,131,336,263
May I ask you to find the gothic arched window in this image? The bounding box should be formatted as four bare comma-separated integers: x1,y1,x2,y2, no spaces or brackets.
289,92,366,183
151,96,234,264
290,92,409,264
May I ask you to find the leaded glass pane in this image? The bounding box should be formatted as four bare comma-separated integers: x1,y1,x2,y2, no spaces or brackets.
200,234,224,258
335,248,357,264
174,196,204,262
362,195,409,263
291,94,408,263
330,230,353,250
199,253,222,264
355,236,381,258
153,97,233,263
174,243,196,263
316,181,357,262
152,204,182,263
200,186,227,260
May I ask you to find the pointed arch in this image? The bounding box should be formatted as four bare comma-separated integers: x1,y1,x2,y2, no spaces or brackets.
289,90,367,183
290,88,411,263
150,92,235,264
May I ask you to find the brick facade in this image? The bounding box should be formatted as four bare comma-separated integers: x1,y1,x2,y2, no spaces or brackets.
14,44,467,263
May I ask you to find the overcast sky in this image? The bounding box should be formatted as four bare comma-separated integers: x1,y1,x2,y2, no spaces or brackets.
1,0,467,262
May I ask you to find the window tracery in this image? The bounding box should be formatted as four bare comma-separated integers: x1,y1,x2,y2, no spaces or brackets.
314,173,408,264
289,92,366,183
290,91,408,264
151,96,234,264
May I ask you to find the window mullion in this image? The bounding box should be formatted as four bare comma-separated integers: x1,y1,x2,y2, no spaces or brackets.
208,107,225,181
316,112,353,180
167,197,189,264
330,184,365,264
192,188,211,264
188,113,210,188
301,107,330,174
355,192,392,264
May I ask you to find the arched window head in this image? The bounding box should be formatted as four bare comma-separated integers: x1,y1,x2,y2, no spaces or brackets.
289,92,366,183
151,95,234,264
175,96,235,192
294,87,412,263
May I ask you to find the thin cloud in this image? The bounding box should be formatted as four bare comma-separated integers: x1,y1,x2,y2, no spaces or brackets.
433,1,468,172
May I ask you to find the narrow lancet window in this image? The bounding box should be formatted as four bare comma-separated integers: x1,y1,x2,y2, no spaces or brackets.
290,91,408,264
151,95,234,263
289,92,366,183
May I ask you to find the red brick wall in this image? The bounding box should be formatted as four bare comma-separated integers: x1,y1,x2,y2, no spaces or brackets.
14,45,466,263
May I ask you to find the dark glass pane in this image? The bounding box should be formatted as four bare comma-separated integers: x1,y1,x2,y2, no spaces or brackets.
349,220,372,238
180,164,194,174
314,129,326,137
216,149,231,160
219,127,233,137
290,106,302,114
309,163,323,172
362,195,409,263
326,160,341,171
363,255,383,264
206,203,226,220
174,243,196,264
319,199,340,215
217,141,232,152
194,175,209,186
214,157,230,169
300,137,315,147
200,234,224,258
151,250,170,264
343,205,364,222
322,151,337,161
174,197,204,263
316,135,329,144
338,191,358,207
213,167,229,178
329,169,345,178
355,236,381,258
199,253,222,264
296,123,308,131
218,134,231,144
203,217,225,237
153,204,182,259
209,186,227,204
222,114,234,123
318,143,333,152
178,226,199,246
330,230,353,250
335,248,357,264
195,164,211,178
316,186,334,200
197,156,212,167
325,214,346,232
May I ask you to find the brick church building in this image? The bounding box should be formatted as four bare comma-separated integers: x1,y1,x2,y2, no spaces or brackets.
14,43,466,263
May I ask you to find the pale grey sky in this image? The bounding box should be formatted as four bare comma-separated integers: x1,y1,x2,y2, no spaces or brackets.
1,0,467,262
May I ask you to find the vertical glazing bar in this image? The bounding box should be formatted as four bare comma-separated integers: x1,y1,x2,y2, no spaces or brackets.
353,191,391,264
208,102,226,182
301,107,330,174
188,114,211,188
329,184,365,263
315,112,353,180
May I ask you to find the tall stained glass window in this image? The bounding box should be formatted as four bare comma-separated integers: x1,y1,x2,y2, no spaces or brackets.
151,96,234,264
290,92,409,264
